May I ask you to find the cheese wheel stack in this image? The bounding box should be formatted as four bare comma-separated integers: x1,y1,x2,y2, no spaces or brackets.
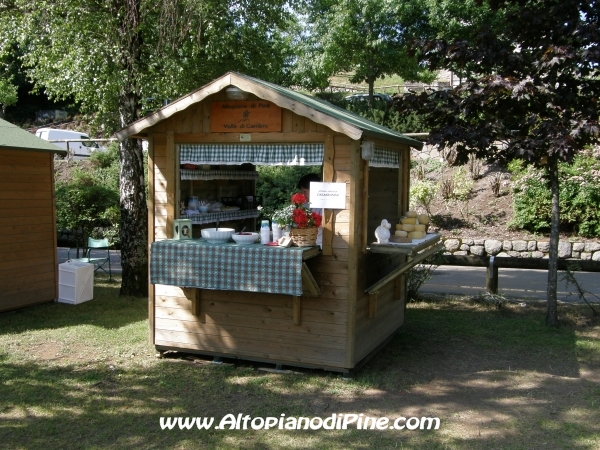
395,212,431,240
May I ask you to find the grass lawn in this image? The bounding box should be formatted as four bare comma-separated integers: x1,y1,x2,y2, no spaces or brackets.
1,275,599,449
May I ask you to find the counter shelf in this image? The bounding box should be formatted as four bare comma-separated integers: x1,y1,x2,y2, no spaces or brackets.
150,240,320,325
150,239,320,296
364,233,444,296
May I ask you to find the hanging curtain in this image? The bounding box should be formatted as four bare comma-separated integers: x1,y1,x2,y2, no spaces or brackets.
180,144,324,166
370,147,400,168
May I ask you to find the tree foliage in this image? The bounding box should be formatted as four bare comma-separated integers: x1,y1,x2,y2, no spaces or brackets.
394,0,600,326
0,0,297,296
295,0,435,96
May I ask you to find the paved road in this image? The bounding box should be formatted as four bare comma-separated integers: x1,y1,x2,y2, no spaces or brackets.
421,265,600,302
58,247,599,303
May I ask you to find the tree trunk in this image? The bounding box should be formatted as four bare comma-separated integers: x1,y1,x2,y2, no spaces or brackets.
119,136,148,297
116,0,148,297
545,158,560,327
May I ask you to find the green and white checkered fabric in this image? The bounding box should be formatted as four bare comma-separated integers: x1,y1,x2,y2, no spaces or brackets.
370,147,400,168
180,144,324,166
150,240,309,295
180,169,259,181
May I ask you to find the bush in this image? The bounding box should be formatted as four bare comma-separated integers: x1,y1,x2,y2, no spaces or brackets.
55,182,120,248
56,142,121,247
508,149,600,237
410,179,437,215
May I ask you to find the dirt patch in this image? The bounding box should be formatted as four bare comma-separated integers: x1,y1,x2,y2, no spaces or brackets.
421,161,598,243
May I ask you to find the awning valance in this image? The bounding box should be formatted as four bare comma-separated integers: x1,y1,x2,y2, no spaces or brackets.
370,147,399,168
180,144,324,166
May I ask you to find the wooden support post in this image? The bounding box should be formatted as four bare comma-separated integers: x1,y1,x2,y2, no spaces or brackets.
322,130,335,256
486,256,498,294
188,288,205,323
293,296,302,325
369,292,378,319
394,275,405,301
147,134,155,345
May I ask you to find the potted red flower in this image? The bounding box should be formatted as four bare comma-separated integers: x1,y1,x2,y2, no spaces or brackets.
288,193,322,246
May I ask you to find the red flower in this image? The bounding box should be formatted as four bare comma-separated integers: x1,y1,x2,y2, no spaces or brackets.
311,211,322,227
292,208,309,228
291,193,306,206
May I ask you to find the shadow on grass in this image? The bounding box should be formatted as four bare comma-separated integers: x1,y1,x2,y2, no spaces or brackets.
1,286,599,449
0,275,145,334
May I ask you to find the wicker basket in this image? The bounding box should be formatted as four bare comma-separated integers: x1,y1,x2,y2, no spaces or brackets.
289,227,318,247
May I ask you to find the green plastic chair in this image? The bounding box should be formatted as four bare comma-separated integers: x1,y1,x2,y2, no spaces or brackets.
69,237,112,280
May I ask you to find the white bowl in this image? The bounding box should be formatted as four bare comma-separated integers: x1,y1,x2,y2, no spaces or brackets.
201,228,235,244
231,232,259,245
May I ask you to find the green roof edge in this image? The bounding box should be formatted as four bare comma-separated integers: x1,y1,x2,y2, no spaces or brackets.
0,118,67,154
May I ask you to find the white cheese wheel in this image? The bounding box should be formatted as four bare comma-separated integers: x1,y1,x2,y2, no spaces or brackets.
414,224,426,232
394,230,408,237
405,210,418,218
409,231,426,239
416,214,430,224
401,217,417,225
401,224,415,232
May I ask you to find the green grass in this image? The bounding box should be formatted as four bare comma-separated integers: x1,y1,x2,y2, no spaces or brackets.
1,277,600,449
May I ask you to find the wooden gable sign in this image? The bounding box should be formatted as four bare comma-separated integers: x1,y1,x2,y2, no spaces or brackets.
210,100,282,132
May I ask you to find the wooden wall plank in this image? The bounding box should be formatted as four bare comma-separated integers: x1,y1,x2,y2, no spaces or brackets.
155,328,345,363
155,316,346,350
154,337,347,368
155,307,347,337
0,288,55,313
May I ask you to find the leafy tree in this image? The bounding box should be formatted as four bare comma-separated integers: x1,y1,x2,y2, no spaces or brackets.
0,77,17,119
297,0,435,98
1,0,296,296
394,0,600,326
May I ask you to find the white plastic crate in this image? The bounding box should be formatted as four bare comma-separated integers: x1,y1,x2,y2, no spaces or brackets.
58,260,94,304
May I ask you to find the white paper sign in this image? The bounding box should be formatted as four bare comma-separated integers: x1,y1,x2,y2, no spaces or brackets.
309,182,347,209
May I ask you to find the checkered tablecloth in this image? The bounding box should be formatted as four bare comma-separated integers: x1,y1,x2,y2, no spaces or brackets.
150,240,310,295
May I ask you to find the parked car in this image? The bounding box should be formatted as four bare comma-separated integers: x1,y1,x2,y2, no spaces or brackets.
35,128,103,159
344,93,393,103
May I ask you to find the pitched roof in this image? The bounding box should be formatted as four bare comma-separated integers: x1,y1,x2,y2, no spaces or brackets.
117,72,423,150
0,118,66,154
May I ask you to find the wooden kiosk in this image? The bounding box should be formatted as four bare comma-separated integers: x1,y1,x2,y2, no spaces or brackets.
0,118,67,312
117,72,441,374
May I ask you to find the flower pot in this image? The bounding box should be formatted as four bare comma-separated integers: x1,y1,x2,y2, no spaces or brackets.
289,227,318,247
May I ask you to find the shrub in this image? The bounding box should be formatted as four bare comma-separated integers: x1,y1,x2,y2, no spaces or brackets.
406,250,445,301
508,150,600,237
56,142,122,247
410,179,437,215
55,182,120,248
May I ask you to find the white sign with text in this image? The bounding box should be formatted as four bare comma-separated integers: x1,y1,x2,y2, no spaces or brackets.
309,182,347,209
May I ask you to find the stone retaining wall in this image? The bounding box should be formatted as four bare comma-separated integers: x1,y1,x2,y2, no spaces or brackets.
443,238,600,261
